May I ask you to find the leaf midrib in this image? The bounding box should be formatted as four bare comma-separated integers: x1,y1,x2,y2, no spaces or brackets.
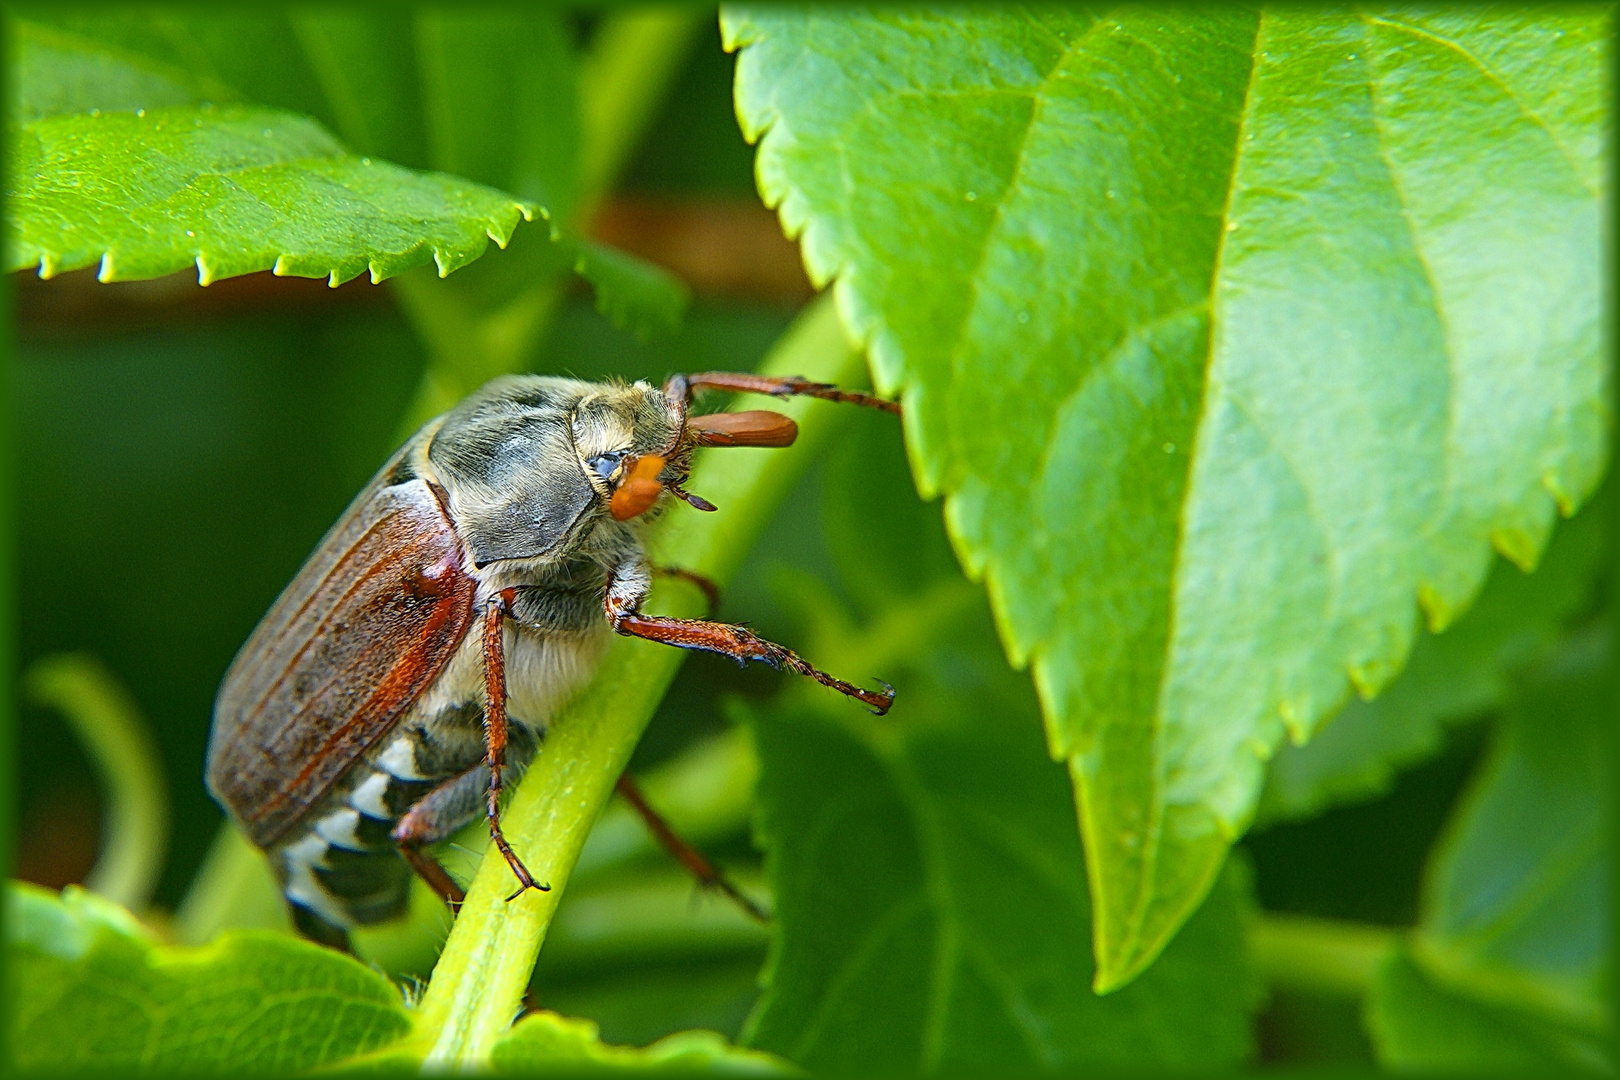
1119,9,1265,966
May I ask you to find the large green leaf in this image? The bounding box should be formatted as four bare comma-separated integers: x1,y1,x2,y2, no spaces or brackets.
9,13,679,343
8,882,411,1071
723,6,1612,988
1257,481,1609,824
7,17,541,286
739,418,1257,1071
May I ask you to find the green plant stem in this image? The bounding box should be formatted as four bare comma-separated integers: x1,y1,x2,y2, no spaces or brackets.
24,654,168,914
407,295,858,1066
389,6,705,431
1248,911,1396,998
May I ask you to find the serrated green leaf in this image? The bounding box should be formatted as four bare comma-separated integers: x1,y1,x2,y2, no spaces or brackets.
740,420,1257,1071
1258,481,1610,824
724,6,1612,989
7,105,536,286
491,1011,790,1075
572,239,692,339
8,882,411,1071
1415,627,1612,1035
1367,948,1609,1073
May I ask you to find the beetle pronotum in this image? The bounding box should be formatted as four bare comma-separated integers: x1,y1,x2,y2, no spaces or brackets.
206,372,898,949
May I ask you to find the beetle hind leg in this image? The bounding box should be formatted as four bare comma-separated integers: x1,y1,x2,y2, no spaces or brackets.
616,775,768,924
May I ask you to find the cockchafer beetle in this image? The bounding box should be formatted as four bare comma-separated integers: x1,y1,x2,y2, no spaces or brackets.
206,371,898,949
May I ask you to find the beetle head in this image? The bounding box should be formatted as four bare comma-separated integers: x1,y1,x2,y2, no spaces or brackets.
428,375,800,564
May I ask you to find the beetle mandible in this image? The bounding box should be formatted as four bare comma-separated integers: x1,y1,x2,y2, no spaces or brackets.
205,371,897,949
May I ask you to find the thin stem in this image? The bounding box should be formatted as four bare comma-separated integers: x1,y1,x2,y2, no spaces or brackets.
1248,911,1395,998
172,824,288,946
25,654,169,914
408,295,859,1066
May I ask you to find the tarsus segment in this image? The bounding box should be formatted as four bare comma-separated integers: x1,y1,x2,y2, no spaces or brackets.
667,371,900,415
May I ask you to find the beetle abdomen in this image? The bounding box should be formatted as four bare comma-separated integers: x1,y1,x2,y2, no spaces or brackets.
270,702,540,938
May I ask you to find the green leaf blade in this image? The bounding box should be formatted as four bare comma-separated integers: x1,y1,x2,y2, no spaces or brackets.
9,883,411,1072
1367,948,1610,1073
491,1011,789,1074
725,5,1612,990
10,17,206,123
7,105,537,285
743,694,1259,1071
1258,484,1608,824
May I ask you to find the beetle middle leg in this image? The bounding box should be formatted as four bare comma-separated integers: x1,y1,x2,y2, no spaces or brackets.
482,591,550,901
652,564,721,614
389,712,541,908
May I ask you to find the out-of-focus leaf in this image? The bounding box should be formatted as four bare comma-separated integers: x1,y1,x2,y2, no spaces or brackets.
7,105,536,285
1365,628,1612,1072
8,882,411,1071
408,10,580,219
1416,628,1612,1033
740,421,1257,1071
574,729,760,881
9,17,209,123
536,866,767,980
1258,485,1609,824
20,10,341,142
571,239,691,339
1367,949,1609,1073
491,1011,790,1074
724,6,1612,988
741,688,1257,1071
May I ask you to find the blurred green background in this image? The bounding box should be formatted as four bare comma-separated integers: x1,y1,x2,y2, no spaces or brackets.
12,14,1595,1066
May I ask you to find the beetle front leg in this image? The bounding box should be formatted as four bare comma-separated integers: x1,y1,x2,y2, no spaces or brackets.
482,590,550,901
604,568,895,714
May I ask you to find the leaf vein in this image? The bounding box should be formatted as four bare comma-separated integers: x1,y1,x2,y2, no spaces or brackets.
1364,14,1596,197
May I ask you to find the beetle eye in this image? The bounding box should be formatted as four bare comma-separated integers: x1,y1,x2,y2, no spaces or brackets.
588,450,627,481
